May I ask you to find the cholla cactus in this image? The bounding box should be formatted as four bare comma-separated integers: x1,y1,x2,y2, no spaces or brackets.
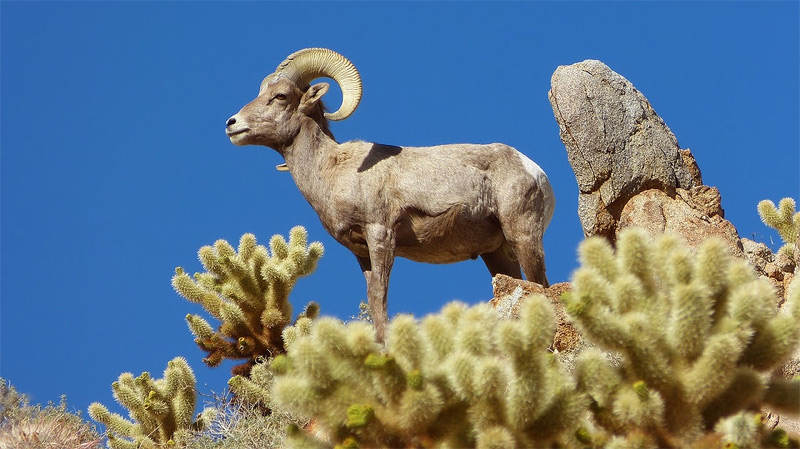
88,357,214,449
563,228,800,447
172,227,323,375
758,197,799,259
270,299,587,449
227,316,316,409
227,356,276,410
713,411,799,449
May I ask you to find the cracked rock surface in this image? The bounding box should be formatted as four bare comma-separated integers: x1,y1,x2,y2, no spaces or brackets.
548,60,694,240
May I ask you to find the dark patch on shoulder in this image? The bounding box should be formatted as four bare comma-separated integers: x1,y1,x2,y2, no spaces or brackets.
358,143,402,172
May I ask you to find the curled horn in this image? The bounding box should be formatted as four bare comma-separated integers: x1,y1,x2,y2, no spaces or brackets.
262,48,362,121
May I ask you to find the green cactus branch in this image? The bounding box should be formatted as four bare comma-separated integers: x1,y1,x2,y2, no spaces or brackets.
88,357,215,449
563,228,800,448
268,299,588,449
758,197,800,259
172,227,323,375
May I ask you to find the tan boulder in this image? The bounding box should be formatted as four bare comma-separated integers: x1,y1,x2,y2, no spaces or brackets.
489,274,581,353
742,238,797,305
617,187,744,258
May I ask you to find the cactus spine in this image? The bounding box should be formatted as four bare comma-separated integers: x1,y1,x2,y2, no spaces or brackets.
172,227,322,375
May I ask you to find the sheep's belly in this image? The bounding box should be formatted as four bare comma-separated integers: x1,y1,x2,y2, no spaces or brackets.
394,219,505,264
395,241,501,264
330,206,506,263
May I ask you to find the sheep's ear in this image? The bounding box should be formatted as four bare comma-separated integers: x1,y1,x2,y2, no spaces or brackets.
299,83,329,115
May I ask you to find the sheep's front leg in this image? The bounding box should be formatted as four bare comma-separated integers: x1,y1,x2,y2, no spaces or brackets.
364,224,395,343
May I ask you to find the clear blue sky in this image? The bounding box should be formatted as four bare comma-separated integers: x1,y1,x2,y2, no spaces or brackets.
1,1,798,422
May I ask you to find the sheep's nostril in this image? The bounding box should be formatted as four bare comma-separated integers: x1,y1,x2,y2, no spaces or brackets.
226,117,236,127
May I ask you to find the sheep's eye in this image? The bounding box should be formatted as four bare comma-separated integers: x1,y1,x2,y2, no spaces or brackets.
274,93,287,101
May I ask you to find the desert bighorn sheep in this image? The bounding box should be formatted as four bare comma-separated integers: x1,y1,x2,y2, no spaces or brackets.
226,48,554,341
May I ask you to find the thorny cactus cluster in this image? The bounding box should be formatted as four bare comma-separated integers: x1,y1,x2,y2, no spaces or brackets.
171,227,323,375
227,354,280,411
758,197,799,260
263,229,800,449
83,222,800,448
563,228,800,448
87,357,214,449
269,299,586,449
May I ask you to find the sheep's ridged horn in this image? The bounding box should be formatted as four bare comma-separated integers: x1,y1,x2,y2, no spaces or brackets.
274,48,362,121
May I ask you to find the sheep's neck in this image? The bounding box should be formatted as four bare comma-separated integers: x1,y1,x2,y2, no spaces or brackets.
283,119,339,207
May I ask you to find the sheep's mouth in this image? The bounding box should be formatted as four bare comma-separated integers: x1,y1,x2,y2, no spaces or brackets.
226,127,250,138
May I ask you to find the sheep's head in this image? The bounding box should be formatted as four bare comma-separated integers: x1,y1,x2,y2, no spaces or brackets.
226,48,362,151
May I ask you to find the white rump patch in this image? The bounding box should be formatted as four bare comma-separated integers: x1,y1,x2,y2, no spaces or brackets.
517,152,555,223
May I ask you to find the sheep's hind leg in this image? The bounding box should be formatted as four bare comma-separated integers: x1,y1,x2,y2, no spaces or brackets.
480,242,522,279
511,237,549,287
498,210,549,287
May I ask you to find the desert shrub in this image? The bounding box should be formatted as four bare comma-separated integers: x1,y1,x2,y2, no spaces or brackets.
183,388,305,449
0,378,101,449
